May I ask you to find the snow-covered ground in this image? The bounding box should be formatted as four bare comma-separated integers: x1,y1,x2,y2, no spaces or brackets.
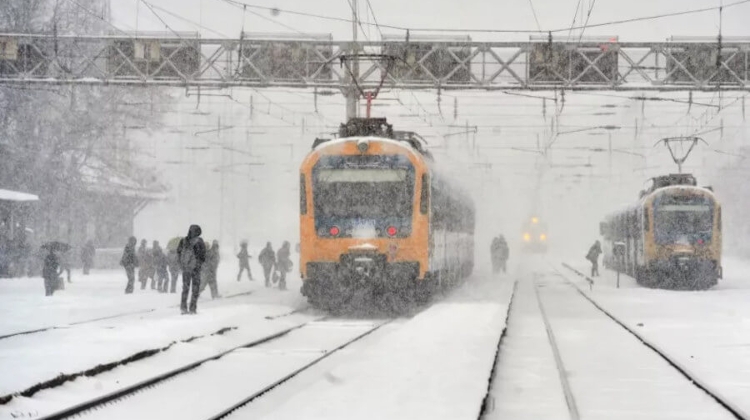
562,256,750,417
5,257,750,420
232,269,516,420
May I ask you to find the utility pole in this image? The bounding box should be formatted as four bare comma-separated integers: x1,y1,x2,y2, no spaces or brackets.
345,0,360,121
218,116,225,245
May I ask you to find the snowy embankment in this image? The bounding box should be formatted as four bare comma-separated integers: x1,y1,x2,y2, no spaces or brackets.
241,273,516,420
561,257,750,417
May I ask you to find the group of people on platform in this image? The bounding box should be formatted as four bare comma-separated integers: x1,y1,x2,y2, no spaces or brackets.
120,225,294,314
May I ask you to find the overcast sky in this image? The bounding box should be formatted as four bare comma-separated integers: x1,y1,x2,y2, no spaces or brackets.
112,0,749,42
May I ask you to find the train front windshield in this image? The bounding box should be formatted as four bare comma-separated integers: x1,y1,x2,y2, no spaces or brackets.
314,168,414,218
654,196,713,244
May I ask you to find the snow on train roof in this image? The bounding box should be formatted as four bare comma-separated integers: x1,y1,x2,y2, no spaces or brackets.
312,136,425,159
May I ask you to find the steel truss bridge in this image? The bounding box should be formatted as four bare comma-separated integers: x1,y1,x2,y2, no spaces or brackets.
0,33,748,91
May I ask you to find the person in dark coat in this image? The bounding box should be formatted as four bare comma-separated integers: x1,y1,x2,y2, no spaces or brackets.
201,240,220,299
491,235,510,274
81,240,95,275
121,237,139,294
275,241,292,291
258,242,275,288
152,241,169,293
42,249,62,296
177,225,206,314
167,247,180,294
586,240,603,277
137,239,151,289
236,241,253,282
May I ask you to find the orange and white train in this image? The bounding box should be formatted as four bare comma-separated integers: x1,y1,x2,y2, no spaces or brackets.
298,119,475,310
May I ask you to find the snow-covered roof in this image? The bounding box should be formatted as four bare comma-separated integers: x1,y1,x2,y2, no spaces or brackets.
0,189,39,202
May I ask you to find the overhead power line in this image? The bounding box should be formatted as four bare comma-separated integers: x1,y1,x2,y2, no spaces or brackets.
527,0,544,34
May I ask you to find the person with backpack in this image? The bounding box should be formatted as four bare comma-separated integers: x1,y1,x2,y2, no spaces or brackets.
275,241,292,291
258,242,275,288
236,241,253,282
177,225,207,314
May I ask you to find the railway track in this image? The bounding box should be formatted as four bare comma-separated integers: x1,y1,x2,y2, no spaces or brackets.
38,317,391,420
0,290,255,341
555,264,750,420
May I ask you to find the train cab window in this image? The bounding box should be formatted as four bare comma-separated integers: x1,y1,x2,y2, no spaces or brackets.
420,173,430,215
300,174,307,215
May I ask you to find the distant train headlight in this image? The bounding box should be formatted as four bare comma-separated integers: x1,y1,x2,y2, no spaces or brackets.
523,233,531,242
357,140,370,154
540,234,547,242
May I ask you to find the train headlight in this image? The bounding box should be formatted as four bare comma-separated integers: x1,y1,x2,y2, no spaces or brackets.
523,233,531,242
386,226,398,237
540,234,547,242
329,226,340,236
357,140,370,154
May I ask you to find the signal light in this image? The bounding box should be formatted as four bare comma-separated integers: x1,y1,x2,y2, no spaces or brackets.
523,233,531,242
540,234,547,242
329,226,340,236
387,226,398,237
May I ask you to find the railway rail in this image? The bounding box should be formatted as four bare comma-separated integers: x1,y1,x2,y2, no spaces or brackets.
38,317,391,420
556,264,750,420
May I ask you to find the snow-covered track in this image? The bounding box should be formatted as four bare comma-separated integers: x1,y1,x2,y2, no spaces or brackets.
36,315,327,420
38,318,390,420
0,290,253,341
557,263,750,420
532,275,580,420
207,319,392,420
478,279,519,418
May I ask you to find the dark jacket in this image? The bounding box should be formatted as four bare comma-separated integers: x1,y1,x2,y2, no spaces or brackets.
121,244,138,268
237,247,250,265
43,253,60,280
259,245,275,268
177,225,206,271
276,244,292,273
586,242,602,262
153,245,168,270
81,242,95,262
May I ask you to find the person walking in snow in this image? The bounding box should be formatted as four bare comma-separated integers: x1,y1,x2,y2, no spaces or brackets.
42,248,62,296
152,240,169,293
258,242,275,288
121,237,139,294
275,241,292,291
137,239,151,289
201,240,221,299
236,241,253,282
81,240,95,275
177,225,206,314
586,240,603,277
166,238,181,294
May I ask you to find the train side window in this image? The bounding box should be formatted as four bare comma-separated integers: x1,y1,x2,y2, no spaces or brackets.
643,208,649,231
300,174,307,215
420,173,430,215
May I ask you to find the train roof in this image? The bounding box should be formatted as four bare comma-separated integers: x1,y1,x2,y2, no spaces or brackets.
311,118,433,159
